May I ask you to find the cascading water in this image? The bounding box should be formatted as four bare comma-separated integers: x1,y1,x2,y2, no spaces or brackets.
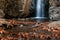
36,0,41,18
36,0,45,19
31,0,49,22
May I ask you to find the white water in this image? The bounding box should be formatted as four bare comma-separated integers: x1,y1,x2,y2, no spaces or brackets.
36,0,45,18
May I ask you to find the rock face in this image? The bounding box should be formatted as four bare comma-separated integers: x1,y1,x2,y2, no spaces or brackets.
0,0,5,18
0,0,27,18
49,0,60,7
4,0,20,18
49,0,60,20
49,7,60,20
3,0,31,18
0,9,5,18
0,0,60,19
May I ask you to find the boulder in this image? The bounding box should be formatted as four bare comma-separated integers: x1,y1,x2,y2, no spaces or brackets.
48,21,60,29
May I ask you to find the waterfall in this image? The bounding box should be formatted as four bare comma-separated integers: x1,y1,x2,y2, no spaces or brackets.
36,0,45,18
31,0,49,22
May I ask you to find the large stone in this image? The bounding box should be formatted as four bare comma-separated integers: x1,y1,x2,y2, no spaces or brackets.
49,0,60,20
48,21,60,29
49,7,60,20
